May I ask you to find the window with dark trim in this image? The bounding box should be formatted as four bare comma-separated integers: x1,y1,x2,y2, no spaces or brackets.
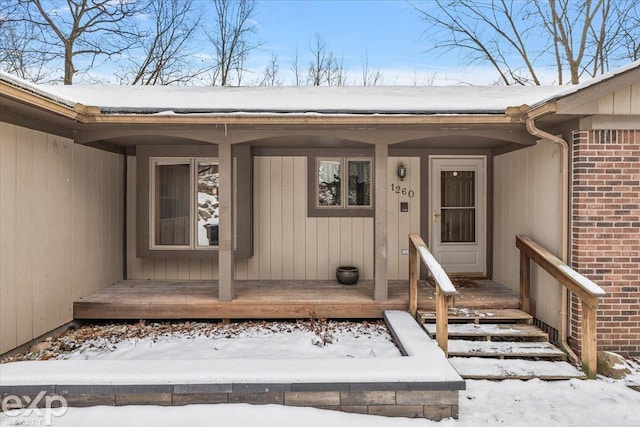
308,156,374,217
150,157,220,250
136,144,253,259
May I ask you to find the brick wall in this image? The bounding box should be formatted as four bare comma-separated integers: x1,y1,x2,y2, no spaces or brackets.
571,130,640,356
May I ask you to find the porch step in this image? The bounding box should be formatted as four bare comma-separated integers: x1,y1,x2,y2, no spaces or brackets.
449,357,586,380
448,340,567,361
423,323,549,342
418,308,533,324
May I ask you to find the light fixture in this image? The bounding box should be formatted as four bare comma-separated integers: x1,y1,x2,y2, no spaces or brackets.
397,162,407,181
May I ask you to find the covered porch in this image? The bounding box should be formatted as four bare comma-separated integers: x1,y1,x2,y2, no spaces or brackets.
73,279,519,320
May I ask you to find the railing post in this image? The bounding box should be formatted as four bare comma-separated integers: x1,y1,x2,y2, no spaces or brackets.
519,249,533,315
436,286,449,356
409,240,418,318
581,298,598,379
516,234,605,379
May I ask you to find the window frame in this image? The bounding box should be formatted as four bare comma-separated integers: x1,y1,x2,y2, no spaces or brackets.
136,144,253,260
149,157,219,251
309,155,374,217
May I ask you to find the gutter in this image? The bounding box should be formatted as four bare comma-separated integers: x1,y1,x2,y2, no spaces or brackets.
521,106,579,365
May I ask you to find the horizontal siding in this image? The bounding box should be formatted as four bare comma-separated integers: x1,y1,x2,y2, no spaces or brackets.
0,122,124,354
493,142,561,329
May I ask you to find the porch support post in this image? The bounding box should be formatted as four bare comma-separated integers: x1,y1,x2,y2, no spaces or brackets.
218,143,234,301
374,144,388,301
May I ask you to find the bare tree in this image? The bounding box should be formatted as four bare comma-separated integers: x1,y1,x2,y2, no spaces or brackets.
361,49,383,86
207,0,259,86
613,1,640,63
9,0,145,84
116,0,205,85
307,34,332,86
328,53,347,86
259,52,281,86
290,47,302,86
306,33,347,86
0,8,53,82
412,0,640,85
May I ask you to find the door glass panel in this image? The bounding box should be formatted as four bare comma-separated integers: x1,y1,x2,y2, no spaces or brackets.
347,160,371,206
155,163,190,246
197,162,219,247
441,171,476,243
318,159,342,206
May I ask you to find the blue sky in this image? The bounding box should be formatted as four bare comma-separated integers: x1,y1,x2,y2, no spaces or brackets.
246,0,478,85
253,1,425,68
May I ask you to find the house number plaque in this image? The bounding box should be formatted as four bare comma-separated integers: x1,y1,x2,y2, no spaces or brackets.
390,184,415,198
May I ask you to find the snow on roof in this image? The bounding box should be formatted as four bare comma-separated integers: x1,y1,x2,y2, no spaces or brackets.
3,59,639,116
39,84,562,115
0,70,75,108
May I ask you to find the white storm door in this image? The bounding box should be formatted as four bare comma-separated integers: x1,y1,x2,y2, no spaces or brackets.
430,157,486,274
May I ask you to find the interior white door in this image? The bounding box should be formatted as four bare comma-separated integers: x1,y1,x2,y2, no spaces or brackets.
430,157,486,274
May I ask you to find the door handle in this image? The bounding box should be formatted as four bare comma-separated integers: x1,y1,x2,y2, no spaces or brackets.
433,209,440,223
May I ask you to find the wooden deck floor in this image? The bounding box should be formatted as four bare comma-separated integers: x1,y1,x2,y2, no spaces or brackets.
73,279,520,320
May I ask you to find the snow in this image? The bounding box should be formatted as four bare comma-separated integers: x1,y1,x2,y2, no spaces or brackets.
417,245,456,294
2,379,640,427
558,264,606,296
424,323,523,335
1,314,640,426
449,357,585,379
447,340,564,356
4,61,640,117
38,84,564,115
0,70,76,108
60,325,399,361
0,314,463,386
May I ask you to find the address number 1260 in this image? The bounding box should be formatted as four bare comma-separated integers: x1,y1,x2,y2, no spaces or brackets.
390,184,415,198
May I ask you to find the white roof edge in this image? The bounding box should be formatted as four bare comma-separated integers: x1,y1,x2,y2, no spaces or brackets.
0,70,76,108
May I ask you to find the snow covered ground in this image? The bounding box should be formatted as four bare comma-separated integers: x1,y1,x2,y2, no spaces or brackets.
2,320,400,362
2,320,639,426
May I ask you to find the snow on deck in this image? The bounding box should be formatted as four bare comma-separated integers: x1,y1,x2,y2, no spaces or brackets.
450,357,585,380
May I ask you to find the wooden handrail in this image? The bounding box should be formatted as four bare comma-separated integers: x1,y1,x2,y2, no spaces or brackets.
409,233,457,355
516,235,606,379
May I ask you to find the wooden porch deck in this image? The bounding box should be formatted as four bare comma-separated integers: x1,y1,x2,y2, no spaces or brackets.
74,279,520,320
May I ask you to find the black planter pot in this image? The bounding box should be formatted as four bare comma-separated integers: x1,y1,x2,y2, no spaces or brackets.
336,266,359,285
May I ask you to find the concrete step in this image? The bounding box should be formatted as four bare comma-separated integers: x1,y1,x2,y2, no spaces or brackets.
447,340,567,361
449,357,586,380
418,308,533,324
423,323,549,342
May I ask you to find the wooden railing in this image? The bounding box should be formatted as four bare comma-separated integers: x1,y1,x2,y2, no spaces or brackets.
409,233,457,355
516,235,606,379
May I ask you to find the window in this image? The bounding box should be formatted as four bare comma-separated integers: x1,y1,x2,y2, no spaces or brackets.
317,157,372,209
150,157,219,250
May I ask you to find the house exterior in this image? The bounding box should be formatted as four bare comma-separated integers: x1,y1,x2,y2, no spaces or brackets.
1,61,639,358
